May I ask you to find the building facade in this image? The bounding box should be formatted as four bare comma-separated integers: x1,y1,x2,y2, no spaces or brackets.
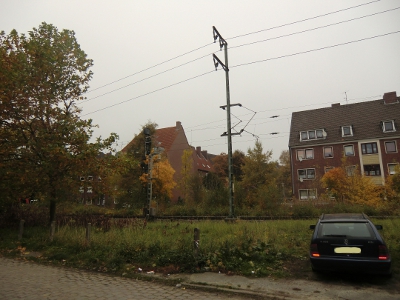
289,92,400,200
122,121,215,202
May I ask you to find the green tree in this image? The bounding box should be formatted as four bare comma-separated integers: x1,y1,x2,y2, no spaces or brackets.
178,148,193,203
276,150,292,199
116,122,158,208
240,140,275,208
0,23,117,222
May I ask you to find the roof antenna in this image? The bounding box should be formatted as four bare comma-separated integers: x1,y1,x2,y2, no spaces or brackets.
344,91,349,104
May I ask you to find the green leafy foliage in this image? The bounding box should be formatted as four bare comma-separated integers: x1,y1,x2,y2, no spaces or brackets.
0,23,118,221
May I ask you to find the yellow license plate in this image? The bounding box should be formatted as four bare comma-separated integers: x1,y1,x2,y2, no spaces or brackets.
334,247,361,254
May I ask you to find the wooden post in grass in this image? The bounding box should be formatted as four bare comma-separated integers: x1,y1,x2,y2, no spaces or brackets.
193,228,200,262
18,220,25,240
86,223,91,244
50,221,55,242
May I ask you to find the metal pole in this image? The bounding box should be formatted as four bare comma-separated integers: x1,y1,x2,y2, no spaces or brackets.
147,154,153,218
223,44,234,219
212,26,235,219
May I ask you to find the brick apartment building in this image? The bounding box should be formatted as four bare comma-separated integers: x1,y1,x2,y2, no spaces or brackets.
289,92,400,200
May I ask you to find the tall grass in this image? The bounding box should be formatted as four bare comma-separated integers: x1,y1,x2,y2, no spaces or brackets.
1,218,399,277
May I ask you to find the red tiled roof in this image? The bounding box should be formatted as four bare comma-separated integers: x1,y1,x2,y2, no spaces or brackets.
154,126,178,152
192,146,214,172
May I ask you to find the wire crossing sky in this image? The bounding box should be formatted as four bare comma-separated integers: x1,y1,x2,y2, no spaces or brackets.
2,0,399,160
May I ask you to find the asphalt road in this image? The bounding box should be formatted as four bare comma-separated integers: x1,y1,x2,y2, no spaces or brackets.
0,257,255,300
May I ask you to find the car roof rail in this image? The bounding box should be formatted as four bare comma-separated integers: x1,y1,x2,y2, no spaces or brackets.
320,213,325,220
362,212,369,219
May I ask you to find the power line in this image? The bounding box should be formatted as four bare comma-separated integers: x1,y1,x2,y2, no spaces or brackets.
86,43,214,94
231,30,400,68
85,0,381,95
83,30,399,116
105,92,389,150
83,6,397,104
83,70,215,116
230,7,400,50
227,0,381,40
82,53,211,104
186,93,385,137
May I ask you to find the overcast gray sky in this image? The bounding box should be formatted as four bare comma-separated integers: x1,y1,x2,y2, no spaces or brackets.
2,0,399,161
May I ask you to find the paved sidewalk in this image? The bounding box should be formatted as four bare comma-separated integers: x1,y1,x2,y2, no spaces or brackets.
1,257,399,299
178,271,399,300
0,258,252,300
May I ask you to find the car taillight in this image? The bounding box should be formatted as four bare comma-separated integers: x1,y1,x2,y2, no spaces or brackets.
310,243,320,257
378,245,389,260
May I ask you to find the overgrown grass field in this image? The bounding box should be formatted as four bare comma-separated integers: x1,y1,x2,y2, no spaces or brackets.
1,218,399,278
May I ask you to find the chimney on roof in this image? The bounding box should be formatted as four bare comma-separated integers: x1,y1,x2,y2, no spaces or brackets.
201,150,208,159
383,92,398,104
196,146,201,156
176,121,182,130
331,103,340,108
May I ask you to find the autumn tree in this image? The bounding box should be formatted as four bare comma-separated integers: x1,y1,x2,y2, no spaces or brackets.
0,23,117,221
212,150,245,182
145,158,176,209
211,153,228,180
390,164,400,195
383,164,400,203
321,163,382,207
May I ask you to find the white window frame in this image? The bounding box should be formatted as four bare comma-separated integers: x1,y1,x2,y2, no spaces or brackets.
341,125,353,137
299,129,326,141
298,168,316,180
382,120,396,133
324,166,334,173
297,148,314,160
385,141,397,153
344,144,354,156
323,146,333,158
345,165,356,177
388,163,398,175
299,189,317,200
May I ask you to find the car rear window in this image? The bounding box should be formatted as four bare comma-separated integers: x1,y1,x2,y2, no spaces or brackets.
317,222,375,238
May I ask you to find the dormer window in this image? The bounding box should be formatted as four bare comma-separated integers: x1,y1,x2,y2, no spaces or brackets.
382,120,396,132
300,129,326,141
341,125,353,137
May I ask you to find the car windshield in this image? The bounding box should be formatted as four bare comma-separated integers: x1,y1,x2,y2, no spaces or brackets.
317,222,375,238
